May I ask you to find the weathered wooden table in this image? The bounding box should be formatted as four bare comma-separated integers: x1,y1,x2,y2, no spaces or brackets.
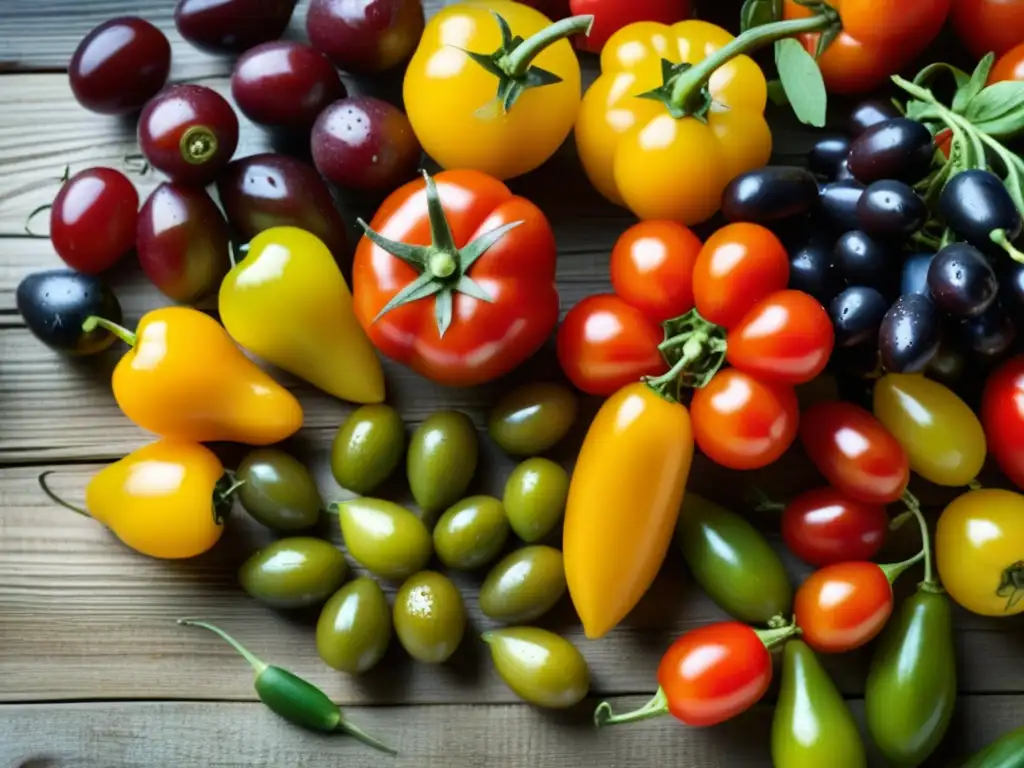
2,2,1024,766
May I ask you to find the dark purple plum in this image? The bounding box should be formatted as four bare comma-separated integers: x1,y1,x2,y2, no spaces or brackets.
307,0,425,74
847,118,934,184
174,0,298,53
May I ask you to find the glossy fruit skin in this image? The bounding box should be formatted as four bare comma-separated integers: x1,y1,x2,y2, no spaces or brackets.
484,627,590,708
795,561,894,653
782,487,886,567
137,183,231,304
819,180,865,233
936,488,1024,617
720,167,820,224
137,85,239,186
857,180,926,241
866,589,955,768
789,242,844,306
772,640,867,768
849,100,900,137
676,493,792,623
693,223,790,328
991,41,1024,84
800,401,909,504
939,169,1023,249
833,230,892,290
726,290,834,385
307,0,424,73
961,727,1024,768
847,119,935,184
927,243,998,318
231,42,344,130
503,458,569,543
878,293,942,374
316,577,392,675
901,252,936,296
69,17,170,114
331,404,405,496
658,622,773,726
808,136,852,177
962,303,1018,359
433,496,510,570
238,537,348,609
393,571,466,663
691,369,799,471
952,0,1024,59
984,356,1024,489
480,545,567,623
488,383,578,457
236,448,321,532
407,411,478,524
557,294,665,395
570,0,691,53
829,286,889,348
311,97,421,190
335,497,432,580
216,154,349,261
610,220,701,323
50,168,138,274
17,270,122,356
174,0,298,53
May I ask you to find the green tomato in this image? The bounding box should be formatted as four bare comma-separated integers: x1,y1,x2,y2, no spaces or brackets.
335,497,432,580
433,495,510,570
479,545,566,623
502,458,569,543
393,571,466,664
236,448,321,531
316,577,392,675
488,382,578,456
484,627,589,708
407,411,478,524
239,537,348,609
331,404,406,495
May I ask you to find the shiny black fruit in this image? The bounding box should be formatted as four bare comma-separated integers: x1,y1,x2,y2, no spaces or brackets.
1000,262,1024,322
848,100,900,138
847,118,934,184
17,270,123,355
856,180,927,240
927,243,998,318
878,293,941,373
789,242,843,305
829,286,889,348
819,180,865,232
901,252,936,296
926,341,966,385
807,136,851,178
959,303,1017,359
834,230,893,290
835,158,855,182
939,169,1023,250
720,166,820,223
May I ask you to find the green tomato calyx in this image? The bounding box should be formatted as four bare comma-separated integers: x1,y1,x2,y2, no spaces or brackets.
997,561,1024,611
644,308,727,402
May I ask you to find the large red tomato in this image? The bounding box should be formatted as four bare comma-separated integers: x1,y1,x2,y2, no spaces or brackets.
952,0,1024,59
982,355,1024,490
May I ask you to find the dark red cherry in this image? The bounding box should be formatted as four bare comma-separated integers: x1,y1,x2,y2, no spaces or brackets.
311,97,421,190
216,153,349,259
137,183,231,303
138,85,239,186
69,17,171,115
50,168,139,274
306,0,425,74
231,41,345,130
174,0,298,53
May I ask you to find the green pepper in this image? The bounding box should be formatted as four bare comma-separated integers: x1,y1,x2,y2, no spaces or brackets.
177,619,395,754
772,639,866,768
961,725,1024,768
675,493,792,625
866,502,955,768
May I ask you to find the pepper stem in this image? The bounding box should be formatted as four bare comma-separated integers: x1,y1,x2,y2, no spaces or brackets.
753,621,801,649
177,619,269,676
502,15,594,76
594,687,668,728
900,490,940,591
82,316,136,347
336,717,399,755
37,471,90,518
991,229,1024,264
878,549,925,586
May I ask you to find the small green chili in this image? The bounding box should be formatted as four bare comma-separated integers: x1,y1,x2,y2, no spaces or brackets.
178,618,396,755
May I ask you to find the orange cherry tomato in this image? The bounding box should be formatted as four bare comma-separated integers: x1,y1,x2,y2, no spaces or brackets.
991,41,1024,83
610,220,701,324
794,561,894,653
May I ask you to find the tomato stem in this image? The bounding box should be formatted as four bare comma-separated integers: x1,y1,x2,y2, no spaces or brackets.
753,621,801,649
991,229,1024,265
37,471,91,519
900,489,940,590
878,550,925,586
593,687,668,728
502,15,594,77
82,315,136,347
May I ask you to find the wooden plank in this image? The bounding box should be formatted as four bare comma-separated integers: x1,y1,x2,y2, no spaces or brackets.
0,695,1017,767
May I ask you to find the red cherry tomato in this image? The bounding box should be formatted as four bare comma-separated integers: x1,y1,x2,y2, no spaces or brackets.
725,290,834,385
690,368,799,470
990,41,1024,83
794,561,894,653
952,0,1024,60
799,401,910,505
982,355,1024,491
569,0,692,54
657,621,773,726
49,167,139,274
782,486,888,567
610,220,701,324
557,294,666,395
692,223,789,329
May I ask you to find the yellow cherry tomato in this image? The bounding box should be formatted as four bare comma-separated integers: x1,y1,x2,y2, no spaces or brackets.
575,20,771,224
872,373,986,487
403,1,588,180
564,382,693,639
936,489,1024,617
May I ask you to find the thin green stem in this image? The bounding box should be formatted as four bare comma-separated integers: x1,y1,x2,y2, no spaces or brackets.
336,718,399,756
38,471,90,518
594,688,667,728
754,621,801,649
177,619,269,675
900,490,937,588
879,550,925,585
968,478,983,490
82,316,136,347
991,229,1024,264
503,15,594,76
645,334,706,390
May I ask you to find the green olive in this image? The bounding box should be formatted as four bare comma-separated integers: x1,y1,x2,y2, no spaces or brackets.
407,410,478,523
479,545,566,623
433,495,510,570
236,449,321,531
488,383,578,456
393,571,466,663
484,627,589,708
238,537,347,609
335,498,432,580
316,577,392,675
331,405,406,495
502,458,569,542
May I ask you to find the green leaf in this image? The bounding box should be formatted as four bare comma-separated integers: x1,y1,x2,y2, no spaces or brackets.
775,38,827,128
740,0,776,31
912,61,970,90
953,53,995,113
964,81,1024,139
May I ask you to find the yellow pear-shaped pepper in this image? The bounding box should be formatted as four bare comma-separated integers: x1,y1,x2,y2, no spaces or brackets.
220,227,385,404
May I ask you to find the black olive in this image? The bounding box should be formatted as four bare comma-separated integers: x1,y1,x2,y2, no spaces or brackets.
927,242,999,318
720,166,820,223
878,293,941,373
856,179,927,241
1000,261,1024,322
938,169,1023,250
819,180,865,232
16,270,123,355
835,158,855,182
848,99,900,138
901,252,937,296
834,230,894,290
958,302,1017,359
925,340,967,386
829,285,889,347
789,241,844,304
807,136,851,178
847,118,935,184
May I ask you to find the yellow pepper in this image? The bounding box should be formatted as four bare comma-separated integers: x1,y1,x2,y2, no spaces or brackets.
219,227,385,405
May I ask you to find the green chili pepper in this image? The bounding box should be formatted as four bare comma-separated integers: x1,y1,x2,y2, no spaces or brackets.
178,618,396,755
960,724,1024,768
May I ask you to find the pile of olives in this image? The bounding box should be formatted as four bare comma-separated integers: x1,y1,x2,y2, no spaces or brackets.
229,381,589,709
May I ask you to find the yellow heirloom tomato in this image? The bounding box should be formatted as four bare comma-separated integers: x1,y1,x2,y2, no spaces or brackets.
403,1,593,180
